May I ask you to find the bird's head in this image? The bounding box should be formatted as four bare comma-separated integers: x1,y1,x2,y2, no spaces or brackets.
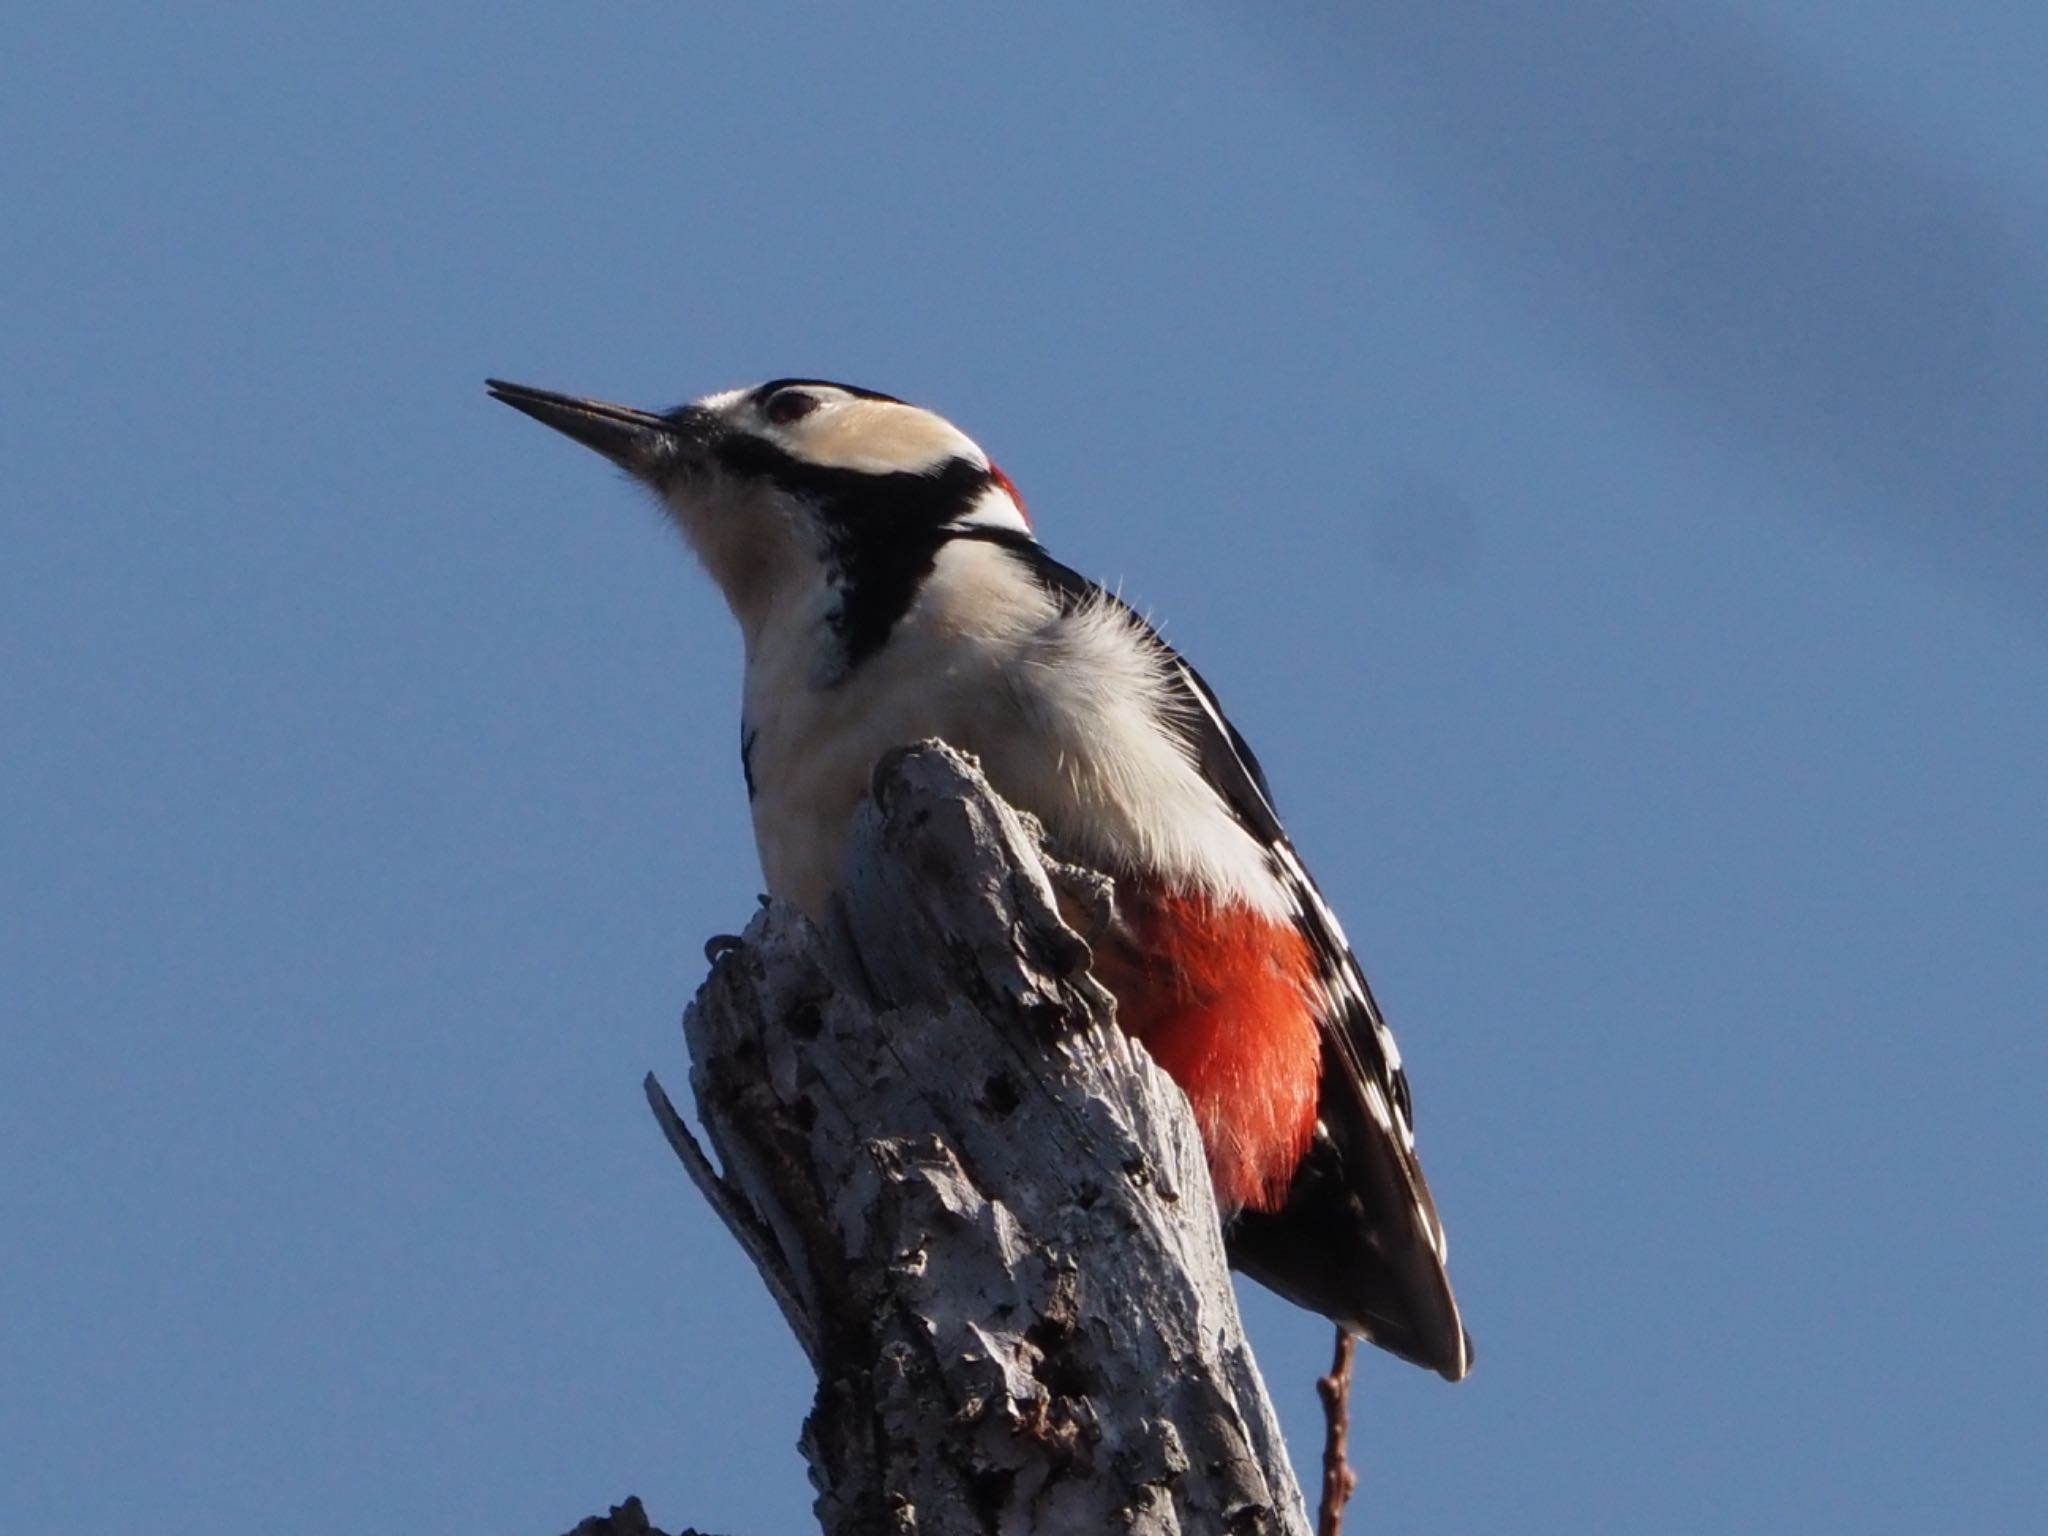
487,377,1031,642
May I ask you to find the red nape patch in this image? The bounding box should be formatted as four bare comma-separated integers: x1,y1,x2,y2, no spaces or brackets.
1092,889,1321,1213
987,462,1030,526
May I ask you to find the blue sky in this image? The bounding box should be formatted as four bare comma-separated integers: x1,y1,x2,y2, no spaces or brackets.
4,4,2044,1532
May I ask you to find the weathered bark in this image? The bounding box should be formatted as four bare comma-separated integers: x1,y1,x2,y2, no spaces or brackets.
644,742,1310,1535
561,1497,686,1536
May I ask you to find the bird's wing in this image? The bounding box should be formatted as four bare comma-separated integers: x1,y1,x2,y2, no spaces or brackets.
956,528,1469,1376
1170,656,1472,1377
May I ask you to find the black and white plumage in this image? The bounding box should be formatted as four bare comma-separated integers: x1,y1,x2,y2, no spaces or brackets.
488,375,1473,1380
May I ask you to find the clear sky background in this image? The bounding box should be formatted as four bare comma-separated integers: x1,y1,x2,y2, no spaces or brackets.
5,4,2045,1532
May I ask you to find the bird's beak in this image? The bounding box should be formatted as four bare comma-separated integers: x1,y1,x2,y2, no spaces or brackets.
486,379,687,478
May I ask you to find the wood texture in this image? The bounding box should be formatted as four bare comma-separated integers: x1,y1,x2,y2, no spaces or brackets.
646,742,1310,1535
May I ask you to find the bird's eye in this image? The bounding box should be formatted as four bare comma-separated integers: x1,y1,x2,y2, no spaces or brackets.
764,390,818,426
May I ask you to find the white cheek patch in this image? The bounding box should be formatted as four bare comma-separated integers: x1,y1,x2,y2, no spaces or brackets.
784,399,988,476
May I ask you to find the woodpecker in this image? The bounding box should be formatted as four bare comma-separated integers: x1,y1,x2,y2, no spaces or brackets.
487,375,1472,1381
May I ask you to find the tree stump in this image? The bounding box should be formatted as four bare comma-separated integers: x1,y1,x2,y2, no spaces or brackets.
644,742,1310,1535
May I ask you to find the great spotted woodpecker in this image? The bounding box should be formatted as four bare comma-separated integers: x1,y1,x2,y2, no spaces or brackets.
487,376,1472,1380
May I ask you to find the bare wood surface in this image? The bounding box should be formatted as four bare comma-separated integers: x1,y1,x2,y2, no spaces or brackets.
645,742,1311,1535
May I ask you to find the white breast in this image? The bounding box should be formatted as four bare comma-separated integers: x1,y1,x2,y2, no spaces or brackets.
742,539,1286,921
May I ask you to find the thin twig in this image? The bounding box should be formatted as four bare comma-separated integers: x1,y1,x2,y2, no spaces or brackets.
1316,1327,1358,1536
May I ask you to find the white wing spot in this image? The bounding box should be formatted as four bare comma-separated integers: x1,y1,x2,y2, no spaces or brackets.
1360,1079,1393,1132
